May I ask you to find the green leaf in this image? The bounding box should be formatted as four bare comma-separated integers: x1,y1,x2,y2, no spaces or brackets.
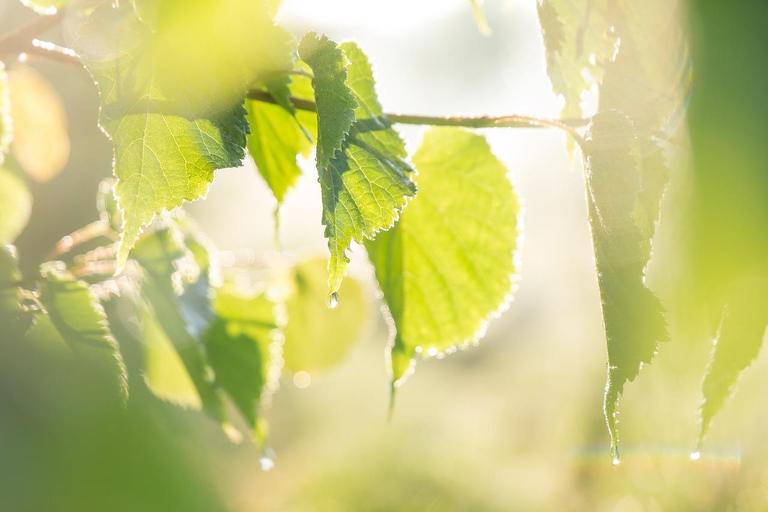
298,33,357,169
205,287,282,438
366,127,520,388
0,165,32,244
245,77,317,203
0,246,38,338
74,1,292,271
301,38,416,299
282,257,366,374
0,61,11,159
37,263,129,400
537,0,615,119
583,110,668,461
132,227,224,419
699,290,768,446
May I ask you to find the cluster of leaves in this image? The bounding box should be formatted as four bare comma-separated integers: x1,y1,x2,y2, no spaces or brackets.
0,0,521,448
1,0,763,463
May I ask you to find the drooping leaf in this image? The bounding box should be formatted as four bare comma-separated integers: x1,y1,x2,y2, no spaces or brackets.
37,263,128,400
699,289,768,445
0,165,32,244
282,257,366,374
204,287,282,438
0,62,11,159
245,74,317,204
583,110,668,461
74,1,291,271
298,33,357,169
366,127,520,388
302,38,416,299
131,227,225,419
0,246,38,338
8,65,70,183
684,0,768,448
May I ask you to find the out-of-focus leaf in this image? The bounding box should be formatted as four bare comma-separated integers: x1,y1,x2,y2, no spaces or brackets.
74,1,292,271
0,62,11,159
204,287,282,437
536,0,614,119
366,127,520,389
0,165,32,244
301,36,416,300
583,110,668,461
36,263,128,400
132,227,224,419
8,65,70,183
282,257,366,374
0,246,38,338
699,286,768,444
469,0,492,36
684,0,768,446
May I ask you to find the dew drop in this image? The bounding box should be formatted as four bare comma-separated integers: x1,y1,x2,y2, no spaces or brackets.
259,457,275,472
427,347,438,357
327,292,339,309
689,451,701,461
612,457,621,467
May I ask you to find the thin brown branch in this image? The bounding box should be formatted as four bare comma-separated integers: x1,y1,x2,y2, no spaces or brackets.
246,88,588,145
0,9,66,59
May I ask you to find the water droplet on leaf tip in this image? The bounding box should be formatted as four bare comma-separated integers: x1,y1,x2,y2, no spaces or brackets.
612,457,621,466
327,292,339,309
259,457,275,472
690,451,701,461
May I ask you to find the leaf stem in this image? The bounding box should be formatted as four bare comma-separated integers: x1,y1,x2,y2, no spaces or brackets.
0,9,67,60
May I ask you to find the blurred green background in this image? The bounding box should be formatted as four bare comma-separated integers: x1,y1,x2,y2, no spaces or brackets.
1,0,767,510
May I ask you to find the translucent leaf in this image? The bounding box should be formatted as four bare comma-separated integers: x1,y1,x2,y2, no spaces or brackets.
366,127,520,388
74,1,291,271
699,290,768,445
536,0,614,119
282,257,366,374
0,165,32,244
132,227,225,419
302,38,416,299
8,65,70,182
37,263,128,400
205,287,282,437
0,246,38,338
0,62,11,159
298,32,357,169
583,110,668,461
245,75,317,203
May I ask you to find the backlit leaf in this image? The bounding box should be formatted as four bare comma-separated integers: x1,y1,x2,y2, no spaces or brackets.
74,1,291,271
0,62,11,159
583,110,668,461
8,65,70,183
205,287,282,438
0,165,32,244
37,263,128,400
366,127,520,389
282,257,366,374
302,38,416,299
